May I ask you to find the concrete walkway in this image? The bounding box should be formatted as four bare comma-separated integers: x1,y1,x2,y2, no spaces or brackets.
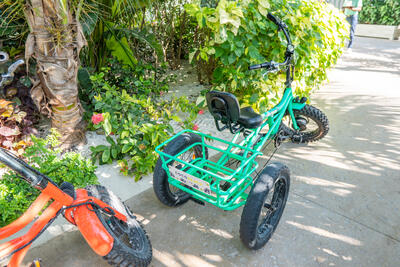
18,37,400,266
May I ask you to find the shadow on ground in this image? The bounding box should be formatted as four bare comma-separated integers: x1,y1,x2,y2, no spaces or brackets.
18,37,400,267
23,92,400,267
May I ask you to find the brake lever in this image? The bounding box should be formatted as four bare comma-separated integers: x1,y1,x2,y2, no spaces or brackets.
262,61,280,80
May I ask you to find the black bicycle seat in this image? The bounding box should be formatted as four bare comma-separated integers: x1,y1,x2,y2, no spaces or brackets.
238,107,263,129
206,91,263,131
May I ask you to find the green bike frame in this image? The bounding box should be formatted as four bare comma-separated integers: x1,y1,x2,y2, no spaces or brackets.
155,87,305,211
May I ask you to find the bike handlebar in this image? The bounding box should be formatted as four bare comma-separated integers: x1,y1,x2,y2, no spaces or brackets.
248,12,293,71
0,51,25,89
0,148,48,190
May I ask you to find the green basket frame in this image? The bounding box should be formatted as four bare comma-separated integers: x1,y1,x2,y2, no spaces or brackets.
155,88,305,211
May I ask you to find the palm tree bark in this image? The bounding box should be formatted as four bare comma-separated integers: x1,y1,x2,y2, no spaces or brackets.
25,0,86,148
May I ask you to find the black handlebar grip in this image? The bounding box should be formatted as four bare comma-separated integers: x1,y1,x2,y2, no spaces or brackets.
249,64,262,70
249,62,272,70
267,13,280,26
0,148,47,190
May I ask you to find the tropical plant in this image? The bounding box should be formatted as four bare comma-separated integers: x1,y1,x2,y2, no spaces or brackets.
80,0,163,71
0,0,163,148
0,1,28,50
0,0,88,148
359,0,400,26
186,0,348,111
0,129,98,226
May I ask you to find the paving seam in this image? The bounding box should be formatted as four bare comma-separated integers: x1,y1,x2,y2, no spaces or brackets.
292,191,400,243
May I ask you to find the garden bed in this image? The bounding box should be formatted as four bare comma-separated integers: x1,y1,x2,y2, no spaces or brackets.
355,24,400,40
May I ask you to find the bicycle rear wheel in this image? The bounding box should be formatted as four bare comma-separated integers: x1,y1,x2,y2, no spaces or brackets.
153,133,208,207
240,162,290,250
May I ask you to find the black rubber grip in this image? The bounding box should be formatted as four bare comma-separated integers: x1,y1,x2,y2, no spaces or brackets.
249,64,262,70
0,148,47,189
248,62,271,70
267,13,280,26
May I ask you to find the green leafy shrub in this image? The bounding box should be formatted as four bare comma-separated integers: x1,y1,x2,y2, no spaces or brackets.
100,59,171,96
0,129,98,226
87,65,199,180
186,0,348,111
79,60,173,120
148,0,198,69
359,0,400,26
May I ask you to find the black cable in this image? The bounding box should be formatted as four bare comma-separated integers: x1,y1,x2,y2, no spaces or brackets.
253,134,279,178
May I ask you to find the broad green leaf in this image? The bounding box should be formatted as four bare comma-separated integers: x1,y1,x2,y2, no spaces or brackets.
106,35,137,68
111,147,118,159
102,149,110,163
215,47,225,58
122,144,133,153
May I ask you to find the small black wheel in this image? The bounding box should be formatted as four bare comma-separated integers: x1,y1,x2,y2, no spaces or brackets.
86,185,152,267
153,133,208,207
240,162,290,250
281,104,329,143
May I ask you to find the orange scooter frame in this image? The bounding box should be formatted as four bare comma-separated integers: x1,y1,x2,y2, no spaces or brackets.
0,149,127,267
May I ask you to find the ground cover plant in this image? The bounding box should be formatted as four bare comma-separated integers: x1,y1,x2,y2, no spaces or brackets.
186,0,348,111
0,130,98,226
359,0,400,26
85,62,199,180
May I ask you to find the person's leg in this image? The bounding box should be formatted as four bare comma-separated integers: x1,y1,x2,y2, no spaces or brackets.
351,13,358,47
347,15,355,48
348,13,358,48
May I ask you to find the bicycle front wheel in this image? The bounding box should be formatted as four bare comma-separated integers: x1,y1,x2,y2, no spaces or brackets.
86,185,152,267
281,104,329,143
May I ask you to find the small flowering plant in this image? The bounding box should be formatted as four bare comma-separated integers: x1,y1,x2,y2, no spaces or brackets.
190,109,206,132
90,112,113,135
91,113,104,125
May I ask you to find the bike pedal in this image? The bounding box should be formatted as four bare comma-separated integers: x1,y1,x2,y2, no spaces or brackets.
190,197,205,206
291,135,303,143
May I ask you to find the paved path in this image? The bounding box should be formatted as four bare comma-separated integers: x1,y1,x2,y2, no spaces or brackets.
18,37,400,266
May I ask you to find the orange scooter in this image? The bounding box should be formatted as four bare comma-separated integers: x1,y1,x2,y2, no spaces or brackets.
0,147,152,267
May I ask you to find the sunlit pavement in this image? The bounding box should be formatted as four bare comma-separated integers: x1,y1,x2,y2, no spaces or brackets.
23,37,400,266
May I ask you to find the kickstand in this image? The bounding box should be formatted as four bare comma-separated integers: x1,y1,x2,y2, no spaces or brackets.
30,259,42,267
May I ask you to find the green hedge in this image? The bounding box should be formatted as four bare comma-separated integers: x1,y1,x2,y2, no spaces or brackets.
187,0,348,111
359,0,400,26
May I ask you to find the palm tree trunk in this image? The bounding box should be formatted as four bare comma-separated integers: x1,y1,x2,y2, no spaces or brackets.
25,0,87,148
